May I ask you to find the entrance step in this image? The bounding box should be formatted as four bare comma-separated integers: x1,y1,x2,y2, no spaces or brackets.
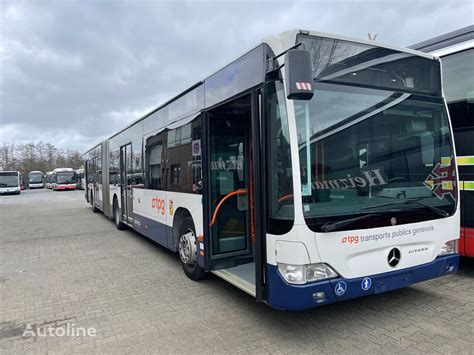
212,262,256,296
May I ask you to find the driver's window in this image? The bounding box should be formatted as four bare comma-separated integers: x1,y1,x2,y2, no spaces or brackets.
266,81,294,234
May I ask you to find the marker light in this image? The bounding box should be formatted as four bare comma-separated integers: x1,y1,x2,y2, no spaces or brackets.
277,263,338,285
438,240,458,256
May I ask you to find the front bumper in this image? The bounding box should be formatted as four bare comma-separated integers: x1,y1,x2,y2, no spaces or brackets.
0,190,20,195
266,254,459,310
55,185,76,190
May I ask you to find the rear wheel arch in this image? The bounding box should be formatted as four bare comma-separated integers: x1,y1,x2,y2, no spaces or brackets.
91,189,99,213
113,194,126,229
174,209,207,280
112,193,119,209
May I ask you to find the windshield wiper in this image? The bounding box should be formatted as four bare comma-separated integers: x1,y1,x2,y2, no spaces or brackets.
361,198,449,217
321,213,380,232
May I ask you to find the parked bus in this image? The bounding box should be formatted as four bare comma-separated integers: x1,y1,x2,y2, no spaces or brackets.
44,171,53,189
411,25,473,257
0,171,21,195
28,170,44,189
75,169,85,190
85,29,460,310
52,168,77,191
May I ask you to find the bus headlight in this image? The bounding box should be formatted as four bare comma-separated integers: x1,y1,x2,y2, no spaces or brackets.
306,263,338,282
438,240,458,256
277,263,338,284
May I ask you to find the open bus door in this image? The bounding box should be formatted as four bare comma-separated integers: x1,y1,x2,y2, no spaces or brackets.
202,91,265,300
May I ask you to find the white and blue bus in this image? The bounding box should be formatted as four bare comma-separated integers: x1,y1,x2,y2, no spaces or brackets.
85,29,460,310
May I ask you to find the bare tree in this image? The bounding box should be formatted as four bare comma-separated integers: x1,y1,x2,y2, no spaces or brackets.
0,141,83,175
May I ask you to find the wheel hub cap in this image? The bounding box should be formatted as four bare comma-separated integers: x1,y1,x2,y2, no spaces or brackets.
179,230,197,265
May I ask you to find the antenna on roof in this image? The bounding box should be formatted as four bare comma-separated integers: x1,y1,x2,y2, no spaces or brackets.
367,33,378,41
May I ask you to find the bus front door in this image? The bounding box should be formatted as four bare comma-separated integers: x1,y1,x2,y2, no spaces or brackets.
120,143,134,226
204,94,256,294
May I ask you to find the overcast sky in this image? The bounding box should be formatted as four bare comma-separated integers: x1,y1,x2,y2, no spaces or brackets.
1,0,472,152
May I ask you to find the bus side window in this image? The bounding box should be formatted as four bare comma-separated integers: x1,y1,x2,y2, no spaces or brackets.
147,143,163,190
164,117,202,194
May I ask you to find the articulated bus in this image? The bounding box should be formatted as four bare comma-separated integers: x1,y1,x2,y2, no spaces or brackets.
52,168,77,191
0,171,21,195
28,170,44,189
85,29,460,310
411,25,473,257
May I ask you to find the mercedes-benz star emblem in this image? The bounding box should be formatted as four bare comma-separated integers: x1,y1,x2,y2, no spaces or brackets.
388,248,401,267
390,217,397,226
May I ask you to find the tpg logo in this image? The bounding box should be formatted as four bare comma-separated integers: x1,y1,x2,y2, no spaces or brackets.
152,198,165,215
341,235,359,244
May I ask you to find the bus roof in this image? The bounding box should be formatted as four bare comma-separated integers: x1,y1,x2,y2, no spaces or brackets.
409,25,474,52
53,168,74,172
86,28,439,154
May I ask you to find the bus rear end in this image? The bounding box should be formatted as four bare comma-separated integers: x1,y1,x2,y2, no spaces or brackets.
265,32,459,310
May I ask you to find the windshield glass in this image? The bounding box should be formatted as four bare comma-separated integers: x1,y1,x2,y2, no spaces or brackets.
57,172,77,184
0,173,19,187
295,83,456,232
29,173,43,183
298,34,441,96
266,80,294,234
292,35,456,232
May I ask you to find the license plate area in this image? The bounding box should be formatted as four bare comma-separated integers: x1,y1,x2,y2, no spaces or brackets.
374,273,412,294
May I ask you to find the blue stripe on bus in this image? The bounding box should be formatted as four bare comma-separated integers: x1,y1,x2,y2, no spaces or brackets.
133,214,173,250
131,213,206,268
266,254,459,311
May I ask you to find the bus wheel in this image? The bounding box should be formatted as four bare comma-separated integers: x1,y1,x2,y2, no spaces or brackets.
91,194,99,213
179,217,207,281
113,200,126,230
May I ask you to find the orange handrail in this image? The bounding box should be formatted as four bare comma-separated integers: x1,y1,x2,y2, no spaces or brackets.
278,194,294,203
209,189,248,227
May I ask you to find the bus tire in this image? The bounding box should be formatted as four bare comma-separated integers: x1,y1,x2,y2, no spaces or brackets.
91,193,99,213
113,199,126,230
179,217,207,281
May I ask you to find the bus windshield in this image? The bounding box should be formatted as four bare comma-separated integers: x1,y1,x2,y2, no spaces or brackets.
0,173,19,187
29,173,43,183
57,172,77,184
296,84,456,227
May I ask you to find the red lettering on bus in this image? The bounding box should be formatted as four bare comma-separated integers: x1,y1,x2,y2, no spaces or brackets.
152,198,165,215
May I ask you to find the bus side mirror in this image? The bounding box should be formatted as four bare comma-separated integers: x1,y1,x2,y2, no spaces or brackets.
284,50,314,100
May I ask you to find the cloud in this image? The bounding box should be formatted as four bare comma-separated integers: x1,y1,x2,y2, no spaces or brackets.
1,0,472,152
